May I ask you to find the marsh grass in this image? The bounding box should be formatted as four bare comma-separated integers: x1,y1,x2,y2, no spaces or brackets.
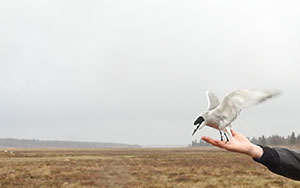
0,148,299,188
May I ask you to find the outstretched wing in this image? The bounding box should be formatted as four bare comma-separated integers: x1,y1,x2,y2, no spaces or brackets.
206,91,220,110
217,89,281,124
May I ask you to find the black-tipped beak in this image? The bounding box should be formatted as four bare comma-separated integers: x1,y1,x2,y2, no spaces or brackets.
192,127,199,136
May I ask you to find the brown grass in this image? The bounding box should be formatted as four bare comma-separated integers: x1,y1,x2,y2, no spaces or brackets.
0,148,299,188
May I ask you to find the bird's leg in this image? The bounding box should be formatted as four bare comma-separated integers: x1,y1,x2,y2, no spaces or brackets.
219,131,224,141
225,127,233,139
224,132,229,143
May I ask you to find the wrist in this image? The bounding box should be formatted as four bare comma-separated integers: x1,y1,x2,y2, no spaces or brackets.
246,143,264,159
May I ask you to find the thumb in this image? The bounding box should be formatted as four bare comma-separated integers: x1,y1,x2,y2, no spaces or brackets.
230,129,238,137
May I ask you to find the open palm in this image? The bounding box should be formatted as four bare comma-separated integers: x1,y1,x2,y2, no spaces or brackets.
201,129,263,159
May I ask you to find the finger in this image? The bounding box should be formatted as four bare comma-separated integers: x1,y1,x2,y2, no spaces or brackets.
214,140,228,148
214,140,237,151
204,138,228,149
201,136,214,144
201,137,221,147
201,136,218,143
230,129,238,137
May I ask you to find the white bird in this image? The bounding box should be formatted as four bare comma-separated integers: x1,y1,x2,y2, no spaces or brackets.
192,89,281,141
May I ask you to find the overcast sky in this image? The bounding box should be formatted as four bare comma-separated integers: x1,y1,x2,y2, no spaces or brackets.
0,0,300,146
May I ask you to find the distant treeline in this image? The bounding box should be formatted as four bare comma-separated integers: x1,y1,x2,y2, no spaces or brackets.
190,132,300,147
0,138,140,148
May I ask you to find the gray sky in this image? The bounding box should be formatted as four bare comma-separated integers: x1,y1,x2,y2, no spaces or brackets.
1,0,300,145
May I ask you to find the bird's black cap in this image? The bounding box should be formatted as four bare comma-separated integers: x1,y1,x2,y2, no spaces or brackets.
192,116,205,136
194,116,204,125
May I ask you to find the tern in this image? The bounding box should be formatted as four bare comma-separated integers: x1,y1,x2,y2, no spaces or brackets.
192,89,281,141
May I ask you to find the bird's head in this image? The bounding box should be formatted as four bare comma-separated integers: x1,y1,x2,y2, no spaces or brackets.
192,116,205,136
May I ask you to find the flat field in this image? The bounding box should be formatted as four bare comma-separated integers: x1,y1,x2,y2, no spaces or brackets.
0,148,299,188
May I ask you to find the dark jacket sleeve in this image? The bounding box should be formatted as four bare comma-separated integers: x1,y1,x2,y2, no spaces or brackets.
253,146,300,181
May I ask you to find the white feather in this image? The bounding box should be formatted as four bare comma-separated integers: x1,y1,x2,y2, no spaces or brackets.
217,89,281,125
206,91,220,110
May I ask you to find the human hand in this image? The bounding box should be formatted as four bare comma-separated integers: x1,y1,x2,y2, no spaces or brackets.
201,129,263,159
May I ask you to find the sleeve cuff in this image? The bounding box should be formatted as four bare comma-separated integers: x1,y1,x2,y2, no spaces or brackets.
253,145,280,171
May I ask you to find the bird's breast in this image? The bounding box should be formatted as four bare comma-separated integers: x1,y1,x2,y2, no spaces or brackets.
204,110,225,129
206,123,219,129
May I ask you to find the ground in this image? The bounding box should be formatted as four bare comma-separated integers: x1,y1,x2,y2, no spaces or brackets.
0,148,299,188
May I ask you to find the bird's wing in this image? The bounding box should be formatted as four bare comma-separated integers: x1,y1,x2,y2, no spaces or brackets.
217,89,281,124
206,91,220,110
